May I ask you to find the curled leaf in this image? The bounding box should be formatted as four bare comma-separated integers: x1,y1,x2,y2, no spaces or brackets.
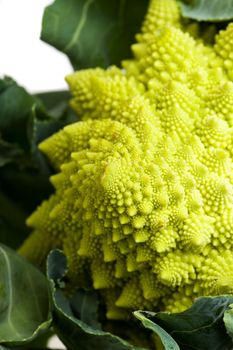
0,245,51,346
134,296,233,350
47,250,146,350
41,0,149,69
179,0,233,21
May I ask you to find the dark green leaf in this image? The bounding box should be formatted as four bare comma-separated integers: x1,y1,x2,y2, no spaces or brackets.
224,304,233,342
0,137,23,168
0,77,42,145
41,0,149,69
134,311,179,350
0,78,76,172
179,0,233,21
0,245,51,345
134,296,233,350
24,328,55,349
0,191,29,249
35,90,77,123
36,90,70,112
47,249,68,284
47,250,145,350
69,289,101,330
0,79,76,248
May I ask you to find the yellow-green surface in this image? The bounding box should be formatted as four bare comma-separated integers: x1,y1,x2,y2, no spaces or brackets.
20,0,233,319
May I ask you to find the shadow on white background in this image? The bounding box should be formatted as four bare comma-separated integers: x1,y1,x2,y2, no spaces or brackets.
0,0,72,93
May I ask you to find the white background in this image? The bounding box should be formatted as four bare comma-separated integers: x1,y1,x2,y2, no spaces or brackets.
0,0,72,93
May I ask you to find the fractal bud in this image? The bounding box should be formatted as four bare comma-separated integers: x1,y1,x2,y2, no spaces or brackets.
20,0,233,320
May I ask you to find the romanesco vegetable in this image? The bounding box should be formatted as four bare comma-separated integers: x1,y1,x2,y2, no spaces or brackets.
19,0,233,319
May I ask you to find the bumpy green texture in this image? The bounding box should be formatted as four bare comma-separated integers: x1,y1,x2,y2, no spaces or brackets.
20,0,233,319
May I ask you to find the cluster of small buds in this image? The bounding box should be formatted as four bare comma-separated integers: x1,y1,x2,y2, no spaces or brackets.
19,0,233,319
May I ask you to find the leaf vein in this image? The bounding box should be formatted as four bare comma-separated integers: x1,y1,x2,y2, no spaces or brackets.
0,246,21,338
64,0,94,52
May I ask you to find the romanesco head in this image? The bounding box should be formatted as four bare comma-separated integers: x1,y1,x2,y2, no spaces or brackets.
19,0,233,319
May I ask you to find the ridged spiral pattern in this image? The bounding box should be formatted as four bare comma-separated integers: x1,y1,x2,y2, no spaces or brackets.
19,0,233,319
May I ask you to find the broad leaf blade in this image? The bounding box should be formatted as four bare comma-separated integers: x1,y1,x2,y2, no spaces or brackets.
179,0,233,21
41,0,149,69
47,250,145,350
0,191,29,249
69,289,101,330
0,137,23,168
134,311,180,350
0,79,76,248
224,304,233,342
36,90,71,112
135,296,233,350
0,245,51,345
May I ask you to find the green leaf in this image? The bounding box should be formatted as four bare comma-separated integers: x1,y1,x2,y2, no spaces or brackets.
41,0,149,69
134,311,179,350
35,90,77,122
0,245,51,346
0,78,76,248
134,296,233,350
0,78,76,176
223,304,233,342
47,250,145,350
69,289,102,330
0,137,23,168
36,90,70,112
179,0,233,21
0,191,29,249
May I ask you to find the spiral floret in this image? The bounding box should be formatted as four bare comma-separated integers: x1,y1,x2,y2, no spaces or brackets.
19,0,233,318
